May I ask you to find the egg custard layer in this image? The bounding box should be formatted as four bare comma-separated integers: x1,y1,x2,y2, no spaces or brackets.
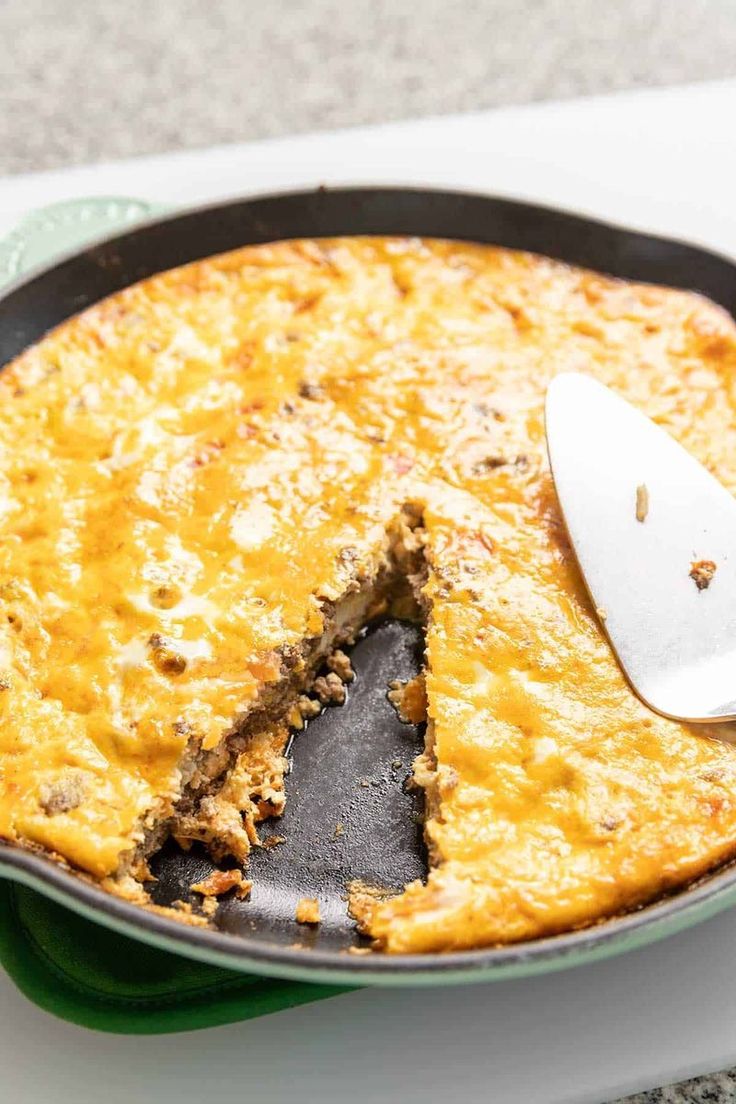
2,236,736,953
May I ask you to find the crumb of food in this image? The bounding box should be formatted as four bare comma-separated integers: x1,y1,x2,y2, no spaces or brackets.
347,945,372,956
191,869,252,900
297,694,321,720
262,834,286,849
596,607,608,621
690,559,717,591
327,648,355,682
313,671,347,704
635,483,649,522
387,674,428,724
201,896,219,918
295,897,321,925
39,770,88,816
152,902,211,927
471,455,508,475
409,749,435,791
391,758,403,769
333,822,344,838
359,779,370,788
148,632,188,676
298,380,324,400
287,701,306,728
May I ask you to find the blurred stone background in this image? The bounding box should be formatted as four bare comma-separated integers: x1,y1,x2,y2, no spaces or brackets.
1,0,736,174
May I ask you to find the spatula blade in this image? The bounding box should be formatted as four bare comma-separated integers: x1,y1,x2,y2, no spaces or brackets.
545,373,736,723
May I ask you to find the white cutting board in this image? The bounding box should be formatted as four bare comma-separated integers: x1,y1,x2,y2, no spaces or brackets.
2,79,736,1104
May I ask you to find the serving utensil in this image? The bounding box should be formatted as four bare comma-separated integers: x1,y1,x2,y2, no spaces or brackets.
546,373,736,723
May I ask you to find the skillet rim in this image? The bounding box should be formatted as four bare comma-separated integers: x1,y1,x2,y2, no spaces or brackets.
1,184,736,985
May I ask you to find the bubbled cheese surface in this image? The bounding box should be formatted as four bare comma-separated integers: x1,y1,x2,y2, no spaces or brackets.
2,237,736,952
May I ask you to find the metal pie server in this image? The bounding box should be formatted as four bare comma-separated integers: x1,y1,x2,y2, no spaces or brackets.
545,372,736,723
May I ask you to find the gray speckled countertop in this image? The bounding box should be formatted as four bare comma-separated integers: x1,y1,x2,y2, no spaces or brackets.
2,0,736,176
2,3,736,1100
623,1074,736,1104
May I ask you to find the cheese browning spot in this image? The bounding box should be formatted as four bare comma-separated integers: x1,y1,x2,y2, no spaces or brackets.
148,633,188,675
150,584,183,610
690,559,717,591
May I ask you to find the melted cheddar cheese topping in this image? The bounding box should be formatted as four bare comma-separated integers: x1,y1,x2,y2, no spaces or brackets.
2,237,736,951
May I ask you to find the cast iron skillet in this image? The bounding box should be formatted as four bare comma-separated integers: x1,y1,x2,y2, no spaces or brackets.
1,187,736,988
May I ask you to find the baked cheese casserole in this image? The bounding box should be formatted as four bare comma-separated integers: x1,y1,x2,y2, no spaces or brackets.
2,236,736,953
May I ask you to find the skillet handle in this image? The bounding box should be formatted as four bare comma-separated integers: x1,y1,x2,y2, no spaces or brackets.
0,197,169,290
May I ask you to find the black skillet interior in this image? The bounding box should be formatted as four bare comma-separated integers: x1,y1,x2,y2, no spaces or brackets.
2,186,736,978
